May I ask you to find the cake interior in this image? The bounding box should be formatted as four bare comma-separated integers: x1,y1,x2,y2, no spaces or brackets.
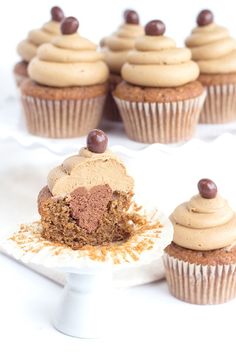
38,185,135,249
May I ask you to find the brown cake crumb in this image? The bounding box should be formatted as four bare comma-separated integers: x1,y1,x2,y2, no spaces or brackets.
199,73,236,86
165,242,236,266
37,186,52,214
13,61,28,77
69,185,113,232
113,80,204,103
39,189,135,249
21,79,109,100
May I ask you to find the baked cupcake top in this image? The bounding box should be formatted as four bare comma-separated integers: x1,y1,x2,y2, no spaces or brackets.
28,17,109,87
186,9,236,74
17,6,64,63
122,20,199,87
170,179,236,251
102,10,144,74
47,129,134,197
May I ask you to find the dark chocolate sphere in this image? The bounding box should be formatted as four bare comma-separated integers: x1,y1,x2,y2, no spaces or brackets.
197,9,214,26
87,129,108,153
198,178,217,199
124,9,139,24
145,20,165,36
61,16,79,35
51,6,64,22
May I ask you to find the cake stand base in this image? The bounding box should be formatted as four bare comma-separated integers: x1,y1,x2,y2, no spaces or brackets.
54,270,112,338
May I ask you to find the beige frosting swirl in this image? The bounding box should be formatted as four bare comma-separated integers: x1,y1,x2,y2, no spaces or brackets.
28,33,109,87
17,21,61,62
122,35,199,87
186,23,236,74
47,147,134,196
171,194,236,251
102,24,144,74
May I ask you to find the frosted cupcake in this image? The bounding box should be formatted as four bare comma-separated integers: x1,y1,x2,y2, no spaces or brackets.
101,10,144,121
113,20,206,143
186,10,236,123
164,178,236,304
21,17,109,138
14,6,64,86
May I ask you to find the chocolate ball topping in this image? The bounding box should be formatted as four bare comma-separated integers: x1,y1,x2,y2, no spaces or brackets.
145,20,166,36
124,10,139,25
51,6,64,22
197,9,214,26
61,16,79,35
198,178,217,199
87,129,108,154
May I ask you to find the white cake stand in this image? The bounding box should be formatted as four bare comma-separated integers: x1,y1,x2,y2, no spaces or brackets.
2,207,173,338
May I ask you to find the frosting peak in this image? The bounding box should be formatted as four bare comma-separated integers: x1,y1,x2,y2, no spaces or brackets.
122,32,199,87
28,31,109,87
102,23,144,74
171,192,236,251
186,23,236,74
17,20,62,63
47,147,134,196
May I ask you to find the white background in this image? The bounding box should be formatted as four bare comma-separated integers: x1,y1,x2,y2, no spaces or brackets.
1,1,236,353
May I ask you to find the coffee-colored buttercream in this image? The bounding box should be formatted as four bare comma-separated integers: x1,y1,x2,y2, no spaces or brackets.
28,33,109,87
186,23,236,74
17,21,61,62
102,24,144,74
47,147,134,196
122,35,199,87
171,194,236,251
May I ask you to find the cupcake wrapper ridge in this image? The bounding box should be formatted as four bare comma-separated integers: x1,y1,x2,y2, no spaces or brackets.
114,91,206,144
21,95,106,138
163,253,236,305
200,84,236,124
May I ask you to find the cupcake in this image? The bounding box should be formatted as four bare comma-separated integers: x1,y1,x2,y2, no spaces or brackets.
164,178,236,304
113,20,206,144
186,10,236,124
101,10,144,121
21,17,109,138
14,6,64,86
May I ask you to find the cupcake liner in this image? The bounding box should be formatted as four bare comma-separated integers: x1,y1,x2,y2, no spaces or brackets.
21,95,106,138
114,92,206,143
200,84,236,124
163,253,236,304
103,92,122,121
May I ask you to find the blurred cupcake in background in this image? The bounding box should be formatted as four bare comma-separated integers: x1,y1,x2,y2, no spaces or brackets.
164,178,236,304
186,9,236,124
14,6,64,87
101,10,144,121
113,20,205,144
21,16,109,138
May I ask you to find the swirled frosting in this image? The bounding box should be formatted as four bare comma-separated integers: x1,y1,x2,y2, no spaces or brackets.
171,193,236,251
47,147,134,196
186,23,236,74
102,24,144,74
122,35,199,87
17,21,61,63
28,33,109,87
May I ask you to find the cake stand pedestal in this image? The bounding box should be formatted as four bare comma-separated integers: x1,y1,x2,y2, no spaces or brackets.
54,269,112,338
2,207,173,339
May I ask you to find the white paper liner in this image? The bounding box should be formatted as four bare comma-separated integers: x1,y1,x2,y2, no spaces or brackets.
21,95,106,138
200,84,236,124
1,207,173,273
114,91,206,143
163,254,236,304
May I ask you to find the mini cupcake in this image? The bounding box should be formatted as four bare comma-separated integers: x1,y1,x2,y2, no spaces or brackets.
101,10,144,121
21,17,109,139
113,20,206,144
14,6,64,86
164,178,236,304
186,10,236,124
